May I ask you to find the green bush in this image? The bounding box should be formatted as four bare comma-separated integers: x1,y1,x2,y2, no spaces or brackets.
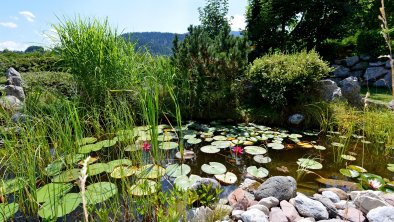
248,50,331,108
0,51,64,73
356,29,394,57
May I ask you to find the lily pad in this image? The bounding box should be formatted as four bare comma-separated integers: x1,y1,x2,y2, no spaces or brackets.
77,137,97,146
212,135,227,141
214,172,237,184
78,143,103,154
201,162,226,175
341,155,356,161
247,166,269,178
331,142,345,148
340,168,360,178
159,141,178,150
348,165,367,173
166,164,191,178
87,163,109,176
174,174,201,190
136,164,165,179
85,182,118,205
296,158,323,170
183,134,196,140
200,145,220,154
36,183,73,203
45,159,65,177
106,159,133,173
211,141,232,148
158,133,176,141
0,177,26,195
124,144,140,152
387,164,394,172
175,150,195,159
267,143,284,150
38,193,81,219
187,138,202,145
110,166,138,178
0,202,19,221
244,146,267,155
314,145,326,150
65,153,85,164
96,139,117,148
129,179,158,196
253,155,272,164
52,169,80,183
78,156,98,166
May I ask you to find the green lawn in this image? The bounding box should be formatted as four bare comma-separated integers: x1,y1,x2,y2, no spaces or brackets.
361,86,393,103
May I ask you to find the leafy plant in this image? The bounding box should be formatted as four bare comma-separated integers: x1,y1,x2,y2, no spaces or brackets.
193,183,223,207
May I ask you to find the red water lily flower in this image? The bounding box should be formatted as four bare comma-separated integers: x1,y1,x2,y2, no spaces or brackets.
232,146,243,155
142,141,151,152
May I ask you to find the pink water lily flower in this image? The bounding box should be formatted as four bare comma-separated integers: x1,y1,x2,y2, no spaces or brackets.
142,141,151,152
232,146,243,155
368,179,382,190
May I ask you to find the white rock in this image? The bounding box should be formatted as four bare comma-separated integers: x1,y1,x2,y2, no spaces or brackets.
367,206,394,222
241,209,268,222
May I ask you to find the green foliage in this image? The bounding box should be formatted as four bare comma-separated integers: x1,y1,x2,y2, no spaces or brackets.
172,0,248,120
22,72,76,98
356,29,394,57
0,50,63,73
193,183,222,207
248,50,331,108
25,46,45,54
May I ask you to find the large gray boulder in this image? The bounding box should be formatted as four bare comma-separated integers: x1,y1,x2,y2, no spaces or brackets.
351,62,368,71
240,208,268,222
288,113,304,125
386,60,392,69
254,176,296,201
5,67,23,86
4,85,25,101
294,194,329,220
312,193,338,218
332,65,350,78
367,206,394,222
364,67,389,81
339,77,363,107
374,72,392,88
352,191,390,214
318,79,342,102
0,95,23,111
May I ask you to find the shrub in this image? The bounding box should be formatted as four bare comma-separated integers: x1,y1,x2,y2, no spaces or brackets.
356,29,394,57
247,50,331,108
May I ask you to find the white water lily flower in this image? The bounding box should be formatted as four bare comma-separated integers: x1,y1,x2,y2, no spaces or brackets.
368,179,382,190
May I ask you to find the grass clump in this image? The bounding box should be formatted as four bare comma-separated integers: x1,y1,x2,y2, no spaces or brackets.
248,50,332,109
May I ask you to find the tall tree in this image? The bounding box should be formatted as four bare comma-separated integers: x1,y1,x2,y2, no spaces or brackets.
198,0,231,38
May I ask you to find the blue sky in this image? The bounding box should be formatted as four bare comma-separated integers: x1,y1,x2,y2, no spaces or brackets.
0,0,248,51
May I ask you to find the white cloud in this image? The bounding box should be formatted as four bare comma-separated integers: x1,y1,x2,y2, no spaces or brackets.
230,14,246,31
19,11,35,22
0,22,18,29
0,41,28,51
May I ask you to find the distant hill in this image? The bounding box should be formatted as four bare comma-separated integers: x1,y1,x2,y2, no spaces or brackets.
122,31,242,56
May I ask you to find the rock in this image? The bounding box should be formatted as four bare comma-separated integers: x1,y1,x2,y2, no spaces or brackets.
350,191,383,201
345,56,360,67
5,67,23,86
11,112,28,123
332,65,350,78
247,204,269,215
322,191,340,203
280,200,302,222
352,191,390,214
288,114,305,125
373,72,392,88
215,204,233,216
0,95,23,111
219,198,229,205
190,178,220,198
339,77,363,107
338,207,365,222
258,196,279,209
360,55,371,61
386,60,392,69
369,61,386,67
269,207,288,222
318,79,342,102
297,218,315,222
335,200,356,210
232,210,244,221
233,197,250,211
4,85,25,101
366,206,394,222
364,67,389,81
240,178,261,192
351,62,368,71
390,100,394,110
318,188,348,200
382,193,394,207
312,194,338,218
350,70,364,78
228,188,246,206
294,194,329,220
334,59,344,65
255,176,297,201
318,220,346,222
190,206,213,222
241,209,268,222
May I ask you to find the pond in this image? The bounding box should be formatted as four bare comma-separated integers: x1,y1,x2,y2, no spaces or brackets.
1,121,394,221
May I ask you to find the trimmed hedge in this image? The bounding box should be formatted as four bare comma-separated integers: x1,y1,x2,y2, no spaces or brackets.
248,50,332,108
